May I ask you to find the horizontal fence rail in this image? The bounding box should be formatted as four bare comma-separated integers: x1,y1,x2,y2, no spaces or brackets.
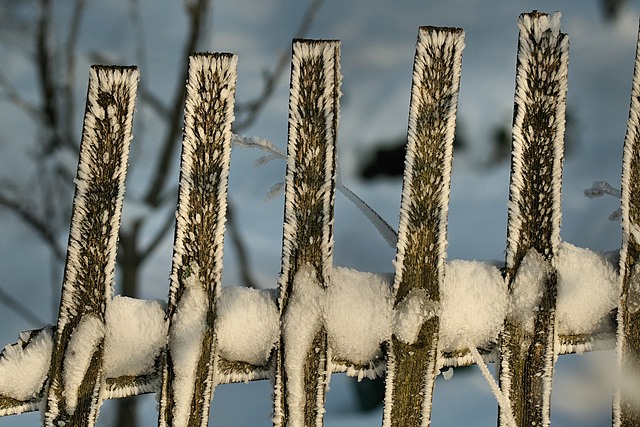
0,10,638,427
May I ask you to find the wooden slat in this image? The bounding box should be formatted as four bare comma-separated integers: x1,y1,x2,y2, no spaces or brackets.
273,39,340,427
44,66,139,426
498,12,568,427
157,53,237,427
615,19,640,427
383,26,464,427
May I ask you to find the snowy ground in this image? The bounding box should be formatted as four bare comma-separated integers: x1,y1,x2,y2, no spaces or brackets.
0,0,637,425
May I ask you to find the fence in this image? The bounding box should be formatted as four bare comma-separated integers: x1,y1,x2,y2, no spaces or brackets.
0,10,637,427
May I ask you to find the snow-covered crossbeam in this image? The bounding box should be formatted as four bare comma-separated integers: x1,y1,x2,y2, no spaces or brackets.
157,53,238,427
382,25,464,427
0,244,619,417
499,11,569,427
273,38,341,427
41,65,139,427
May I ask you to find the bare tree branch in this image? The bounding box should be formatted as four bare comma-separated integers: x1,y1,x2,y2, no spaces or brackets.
61,0,85,152
0,69,42,120
139,203,176,261
143,0,211,207
36,0,63,154
226,202,258,288
0,188,66,261
0,284,47,326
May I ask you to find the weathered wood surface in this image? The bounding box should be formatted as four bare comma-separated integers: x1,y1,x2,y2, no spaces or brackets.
383,26,464,427
616,19,640,427
44,65,139,427
273,38,340,427
157,53,237,427
499,12,568,427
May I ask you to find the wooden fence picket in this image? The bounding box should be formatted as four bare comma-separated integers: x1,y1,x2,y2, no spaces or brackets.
0,11,638,427
273,38,340,427
498,12,569,427
157,53,237,427
382,26,464,427
44,65,139,426
616,20,640,427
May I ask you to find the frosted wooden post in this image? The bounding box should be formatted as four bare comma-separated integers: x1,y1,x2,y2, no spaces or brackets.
615,20,640,427
157,53,237,427
272,39,340,427
498,12,568,427
43,66,139,426
382,26,464,426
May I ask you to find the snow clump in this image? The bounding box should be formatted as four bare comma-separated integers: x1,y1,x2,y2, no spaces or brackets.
216,286,280,366
439,260,507,352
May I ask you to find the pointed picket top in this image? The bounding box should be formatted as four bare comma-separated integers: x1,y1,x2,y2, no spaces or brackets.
499,11,568,427
383,26,464,427
157,52,237,427
273,38,340,427
43,65,139,427
614,19,640,427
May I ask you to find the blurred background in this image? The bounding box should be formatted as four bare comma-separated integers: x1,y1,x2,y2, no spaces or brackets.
0,0,636,425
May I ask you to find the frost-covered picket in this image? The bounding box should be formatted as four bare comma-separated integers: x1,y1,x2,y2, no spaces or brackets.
0,10,639,427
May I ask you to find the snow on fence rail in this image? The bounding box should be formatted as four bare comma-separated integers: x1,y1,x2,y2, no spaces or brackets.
0,10,637,427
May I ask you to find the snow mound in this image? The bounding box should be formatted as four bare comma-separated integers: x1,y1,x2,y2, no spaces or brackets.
104,296,167,378
325,267,393,363
440,260,507,352
216,286,279,366
0,328,52,401
556,242,619,335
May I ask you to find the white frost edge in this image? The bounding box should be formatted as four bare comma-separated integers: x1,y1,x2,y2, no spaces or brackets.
506,11,568,269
